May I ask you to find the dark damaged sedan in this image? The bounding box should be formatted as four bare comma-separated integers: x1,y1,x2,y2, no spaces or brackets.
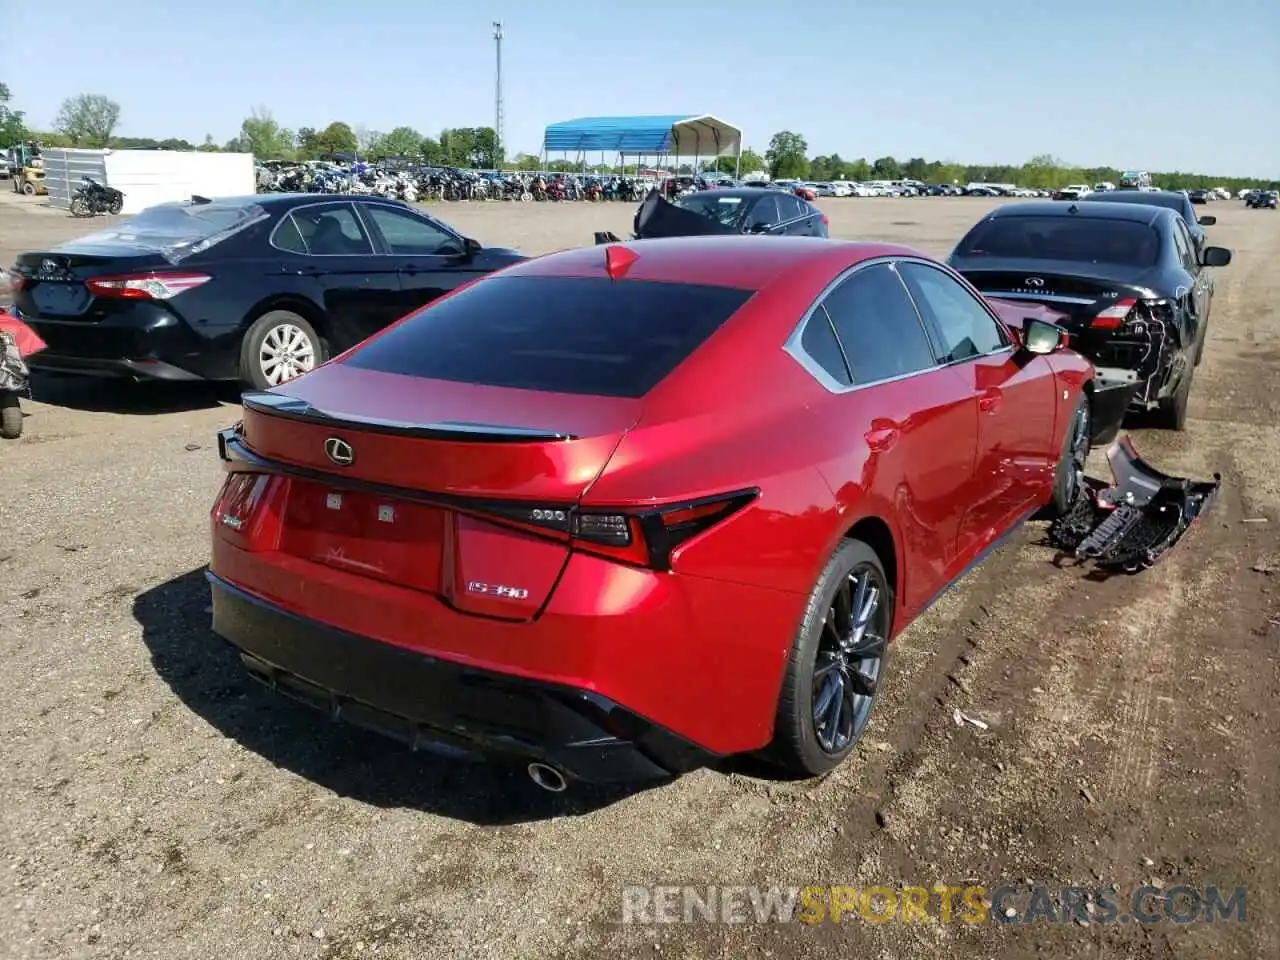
594,187,829,245
9,195,524,388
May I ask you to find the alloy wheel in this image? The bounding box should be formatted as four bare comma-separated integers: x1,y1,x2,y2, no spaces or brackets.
812,566,887,753
259,323,317,386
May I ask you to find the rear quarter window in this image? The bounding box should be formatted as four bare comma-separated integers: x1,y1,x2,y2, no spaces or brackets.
343,276,753,398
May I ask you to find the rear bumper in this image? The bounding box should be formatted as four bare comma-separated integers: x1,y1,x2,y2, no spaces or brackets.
208,572,713,784
21,305,238,381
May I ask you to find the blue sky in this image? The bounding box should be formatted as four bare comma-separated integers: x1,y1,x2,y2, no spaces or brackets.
4,0,1277,178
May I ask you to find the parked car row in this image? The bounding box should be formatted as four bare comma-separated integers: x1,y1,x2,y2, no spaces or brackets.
7,188,1232,791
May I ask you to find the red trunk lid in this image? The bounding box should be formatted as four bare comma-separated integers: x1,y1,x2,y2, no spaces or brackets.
224,363,641,619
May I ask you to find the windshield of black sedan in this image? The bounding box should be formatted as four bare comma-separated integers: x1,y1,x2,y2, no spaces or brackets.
956,216,1161,267
672,193,749,228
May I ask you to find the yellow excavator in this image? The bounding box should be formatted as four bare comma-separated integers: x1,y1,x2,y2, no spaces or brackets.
6,142,46,196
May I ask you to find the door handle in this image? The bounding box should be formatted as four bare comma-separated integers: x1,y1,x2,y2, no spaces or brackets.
864,424,900,453
979,388,1003,414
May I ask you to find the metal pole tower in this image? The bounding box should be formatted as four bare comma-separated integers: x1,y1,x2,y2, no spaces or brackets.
492,21,504,170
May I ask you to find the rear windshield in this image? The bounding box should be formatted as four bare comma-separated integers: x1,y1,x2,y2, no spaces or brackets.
344,276,752,398
56,202,267,263
955,216,1161,267
674,193,750,228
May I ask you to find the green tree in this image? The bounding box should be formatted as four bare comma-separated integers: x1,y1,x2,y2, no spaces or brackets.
766,131,809,179
846,158,870,181
902,157,930,180
0,83,27,145
310,121,357,157
54,93,121,147
513,152,541,171
198,134,219,153
870,156,901,179
236,107,294,160
419,136,442,163
469,127,499,168
374,126,424,158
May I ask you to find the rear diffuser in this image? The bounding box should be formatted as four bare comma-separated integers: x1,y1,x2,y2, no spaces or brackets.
1047,435,1220,573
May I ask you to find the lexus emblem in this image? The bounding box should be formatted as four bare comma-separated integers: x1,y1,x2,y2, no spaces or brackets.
324,437,354,466
1024,277,1045,288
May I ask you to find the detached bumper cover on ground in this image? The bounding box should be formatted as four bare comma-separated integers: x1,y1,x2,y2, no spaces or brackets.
207,572,714,784
1048,436,1220,572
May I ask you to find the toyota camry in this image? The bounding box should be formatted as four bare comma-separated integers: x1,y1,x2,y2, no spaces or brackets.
208,236,1121,790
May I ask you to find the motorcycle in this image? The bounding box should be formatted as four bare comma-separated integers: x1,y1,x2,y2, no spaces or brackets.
0,308,46,440
69,176,125,217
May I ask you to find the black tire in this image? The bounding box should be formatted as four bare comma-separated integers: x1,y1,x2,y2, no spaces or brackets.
1158,363,1193,431
69,195,89,217
108,195,123,215
239,310,323,390
0,393,22,439
1048,393,1091,517
772,539,892,777
21,181,35,196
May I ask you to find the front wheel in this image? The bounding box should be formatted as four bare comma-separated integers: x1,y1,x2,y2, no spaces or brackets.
0,393,23,439
69,195,89,217
239,310,323,389
772,539,891,776
21,181,35,196
1047,394,1090,517
107,194,123,215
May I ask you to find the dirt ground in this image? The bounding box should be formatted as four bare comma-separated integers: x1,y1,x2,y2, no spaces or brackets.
0,190,1277,960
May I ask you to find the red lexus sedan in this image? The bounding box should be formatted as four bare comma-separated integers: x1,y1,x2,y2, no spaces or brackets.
208,236,1109,791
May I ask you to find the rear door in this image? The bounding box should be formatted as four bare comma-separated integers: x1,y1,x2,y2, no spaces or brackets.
775,194,813,236
898,261,1058,558
1171,216,1209,345
816,261,978,613
355,202,486,318
743,194,781,234
276,202,401,349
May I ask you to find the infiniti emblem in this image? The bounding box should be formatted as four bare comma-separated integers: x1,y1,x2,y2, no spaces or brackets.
41,258,57,272
324,437,354,466
1024,277,1045,288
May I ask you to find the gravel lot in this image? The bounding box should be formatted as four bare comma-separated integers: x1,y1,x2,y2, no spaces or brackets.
1,191,1277,960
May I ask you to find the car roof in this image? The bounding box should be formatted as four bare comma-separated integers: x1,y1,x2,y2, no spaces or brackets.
502,236,925,291
986,200,1168,226
695,187,786,199
1079,190,1186,211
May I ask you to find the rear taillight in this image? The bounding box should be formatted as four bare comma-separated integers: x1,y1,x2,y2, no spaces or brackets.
483,489,759,570
7,269,25,291
820,214,830,227
1090,297,1137,330
212,472,287,550
86,271,211,301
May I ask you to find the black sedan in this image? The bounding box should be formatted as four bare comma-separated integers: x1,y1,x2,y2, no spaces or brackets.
1247,190,1278,209
9,194,523,388
1078,189,1216,256
947,201,1231,430
594,187,828,245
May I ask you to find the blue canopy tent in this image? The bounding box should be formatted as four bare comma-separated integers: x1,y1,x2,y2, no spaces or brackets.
541,114,743,176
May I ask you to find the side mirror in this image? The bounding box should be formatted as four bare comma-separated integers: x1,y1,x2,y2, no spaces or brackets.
464,237,483,255
1201,246,1231,267
1022,317,1067,356
1197,215,1216,226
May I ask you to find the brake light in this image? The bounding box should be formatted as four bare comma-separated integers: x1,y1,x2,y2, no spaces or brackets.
211,472,287,550
86,271,211,300
820,214,830,227
7,269,25,291
480,489,759,570
1090,297,1137,330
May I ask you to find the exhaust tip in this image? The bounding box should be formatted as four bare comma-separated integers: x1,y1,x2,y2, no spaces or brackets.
527,762,568,793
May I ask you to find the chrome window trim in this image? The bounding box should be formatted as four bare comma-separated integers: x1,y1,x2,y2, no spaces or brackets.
783,256,987,396
267,200,376,257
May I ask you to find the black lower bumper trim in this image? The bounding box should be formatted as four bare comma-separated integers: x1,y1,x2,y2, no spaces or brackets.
30,354,204,380
207,573,713,784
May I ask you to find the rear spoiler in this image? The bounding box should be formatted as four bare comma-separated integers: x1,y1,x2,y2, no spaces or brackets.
240,391,578,442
